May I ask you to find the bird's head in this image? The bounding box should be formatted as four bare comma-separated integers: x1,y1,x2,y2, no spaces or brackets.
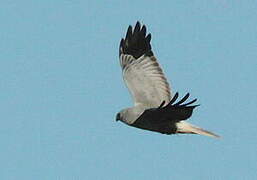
115,109,127,122
115,108,138,125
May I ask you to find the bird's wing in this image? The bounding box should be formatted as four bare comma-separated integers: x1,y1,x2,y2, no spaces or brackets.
119,22,171,107
132,92,199,134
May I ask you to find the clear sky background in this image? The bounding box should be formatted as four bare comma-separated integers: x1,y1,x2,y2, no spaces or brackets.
0,0,256,180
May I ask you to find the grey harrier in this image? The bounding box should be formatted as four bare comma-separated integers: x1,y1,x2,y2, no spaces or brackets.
116,22,219,138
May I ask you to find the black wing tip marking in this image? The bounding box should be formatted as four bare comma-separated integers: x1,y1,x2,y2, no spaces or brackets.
161,92,200,109
158,92,199,121
119,21,153,59
158,101,166,109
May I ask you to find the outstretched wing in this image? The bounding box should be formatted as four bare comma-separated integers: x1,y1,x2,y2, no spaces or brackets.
132,93,199,134
119,22,171,107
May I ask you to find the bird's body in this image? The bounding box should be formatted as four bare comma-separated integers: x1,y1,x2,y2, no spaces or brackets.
116,22,219,138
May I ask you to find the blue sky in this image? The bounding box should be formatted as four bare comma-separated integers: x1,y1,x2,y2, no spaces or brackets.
0,0,256,179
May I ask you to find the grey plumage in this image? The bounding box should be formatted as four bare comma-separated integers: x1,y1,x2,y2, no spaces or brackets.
116,22,220,138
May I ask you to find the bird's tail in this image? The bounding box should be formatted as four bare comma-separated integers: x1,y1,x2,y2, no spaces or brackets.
176,121,220,138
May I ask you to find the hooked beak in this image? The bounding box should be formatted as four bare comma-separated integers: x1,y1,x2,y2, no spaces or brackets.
116,113,120,121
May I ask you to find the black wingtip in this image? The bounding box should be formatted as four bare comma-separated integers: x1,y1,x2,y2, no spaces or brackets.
119,39,124,56
141,25,146,37
174,93,190,106
158,101,166,109
189,104,200,110
134,22,141,33
125,26,132,40
168,92,179,106
119,22,153,59
181,98,197,107
146,34,151,43
165,92,199,108
160,93,200,121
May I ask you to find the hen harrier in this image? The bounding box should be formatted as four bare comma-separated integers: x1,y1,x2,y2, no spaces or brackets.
116,22,219,138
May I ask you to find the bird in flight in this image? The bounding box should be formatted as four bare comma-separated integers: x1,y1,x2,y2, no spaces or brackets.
116,22,219,138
